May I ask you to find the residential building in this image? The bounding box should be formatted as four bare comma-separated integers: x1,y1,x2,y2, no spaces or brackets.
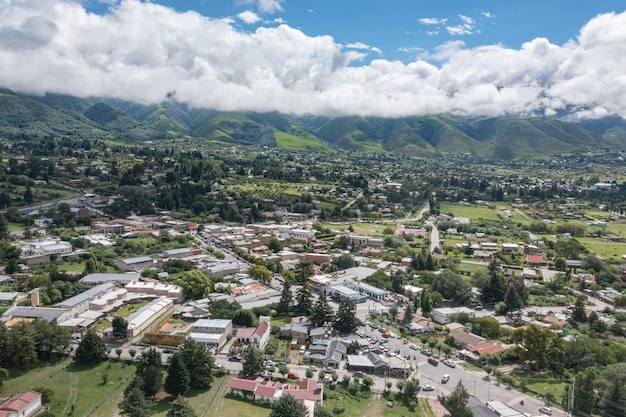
0,391,42,417
236,316,271,350
189,318,233,351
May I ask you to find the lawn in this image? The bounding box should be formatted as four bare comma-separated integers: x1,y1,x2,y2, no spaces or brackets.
439,203,502,222
205,377,271,417
577,238,626,260
154,376,230,417
115,300,150,318
2,358,135,417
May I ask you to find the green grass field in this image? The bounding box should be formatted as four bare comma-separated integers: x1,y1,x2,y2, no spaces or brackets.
275,131,327,151
3,358,135,417
439,203,502,222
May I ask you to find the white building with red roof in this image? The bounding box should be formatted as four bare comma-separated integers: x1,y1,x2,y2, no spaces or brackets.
227,377,322,407
0,391,42,417
235,316,271,350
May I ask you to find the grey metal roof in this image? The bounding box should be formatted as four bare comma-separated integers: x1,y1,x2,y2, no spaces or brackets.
80,273,139,284
3,306,69,322
56,283,115,308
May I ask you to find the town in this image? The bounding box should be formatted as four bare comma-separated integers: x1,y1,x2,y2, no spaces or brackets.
1,136,626,417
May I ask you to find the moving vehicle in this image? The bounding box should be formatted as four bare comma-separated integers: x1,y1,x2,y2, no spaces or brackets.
288,372,300,380
428,357,439,366
441,374,450,383
539,406,552,415
422,384,435,391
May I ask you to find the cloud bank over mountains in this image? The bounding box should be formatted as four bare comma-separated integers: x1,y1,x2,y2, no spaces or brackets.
0,0,625,119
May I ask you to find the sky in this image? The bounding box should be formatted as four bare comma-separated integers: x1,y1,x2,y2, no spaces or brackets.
1,0,626,119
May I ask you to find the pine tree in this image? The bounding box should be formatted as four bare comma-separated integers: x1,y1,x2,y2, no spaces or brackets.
309,292,335,327
179,339,213,388
74,329,107,364
165,353,190,397
441,381,473,417
334,299,358,334
166,397,197,417
242,348,264,377
120,386,154,417
269,394,307,417
277,280,292,314
294,285,313,316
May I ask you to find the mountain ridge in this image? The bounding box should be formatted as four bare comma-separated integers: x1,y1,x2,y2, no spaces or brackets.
1,89,625,159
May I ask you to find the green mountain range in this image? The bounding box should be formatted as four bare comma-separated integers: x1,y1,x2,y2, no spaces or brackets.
0,88,624,159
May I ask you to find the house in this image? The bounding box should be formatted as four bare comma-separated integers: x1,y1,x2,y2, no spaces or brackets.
80,272,140,288
280,323,308,345
448,328,487,349
236,316,271,350
189,318,233,351
227,377,322,406
525,253,548,267
0,391,42,417
571,273,596,287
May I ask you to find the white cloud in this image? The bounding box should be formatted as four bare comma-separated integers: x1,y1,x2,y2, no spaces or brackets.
237,11,261,24
1,1,626,119
257,0,284,14
459,14,475,25
446,25,473,36
418,17,447,25
481,11,494,19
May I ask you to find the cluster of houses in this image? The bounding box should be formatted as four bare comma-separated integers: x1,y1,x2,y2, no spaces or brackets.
1,272,183,339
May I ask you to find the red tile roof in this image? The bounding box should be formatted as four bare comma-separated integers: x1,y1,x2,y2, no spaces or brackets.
236,328,255,339
0,391,41,413
254,320,269,338
227,377,260,392
283,378,322,402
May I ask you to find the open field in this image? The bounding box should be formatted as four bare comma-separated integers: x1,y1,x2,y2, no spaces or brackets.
3,358,135,417
439,203,502,222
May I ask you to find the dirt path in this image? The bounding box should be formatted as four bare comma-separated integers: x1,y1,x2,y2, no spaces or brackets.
61,376,79,416
360,394,381,417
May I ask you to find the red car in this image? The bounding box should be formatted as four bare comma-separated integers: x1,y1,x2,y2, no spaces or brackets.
287,372,300,380
427,357,439,366
382,332,390,338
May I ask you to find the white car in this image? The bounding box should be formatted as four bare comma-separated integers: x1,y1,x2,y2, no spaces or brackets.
422,384,435,391
409,344,418,350
441,374,450,383
443,359,457,368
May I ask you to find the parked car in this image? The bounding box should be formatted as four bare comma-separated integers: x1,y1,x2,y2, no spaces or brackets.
420,349,432,356
427,357,439,366
162,348,174,354
307,365,318,371
409,344,418,350
353,371,365,378
443,359,456,368
422,384,435,391
288,372,300,380
228,355,242,362
382,332,390,338
441,374,450,384
539,406,552,415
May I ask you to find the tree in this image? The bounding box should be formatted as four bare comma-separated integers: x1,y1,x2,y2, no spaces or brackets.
504,276,528,310
441,381,473,417
141,365,163,398
309,292,335,327
481,259,505,305
165,353,190,397
512,324,564,371
74,329,107,364
333,254,356,270
232,309,257,327
278,364,289,378
120,386,154,417
294,261,314,284
432,271,472,304
403,302,414,324
599,363,626,417
268,238,283,253
242,348,264,376
572,295,587,323
334,299,359,334
112,316,129,339
277,280,292,314
294,285,313,316
179,339,213,388
248,265,272,284
573,368,597,415
403,378,421,399
177,270,212,300
167,397,197,417
420,291,432,316
0,215,8,240
269,394,308,417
